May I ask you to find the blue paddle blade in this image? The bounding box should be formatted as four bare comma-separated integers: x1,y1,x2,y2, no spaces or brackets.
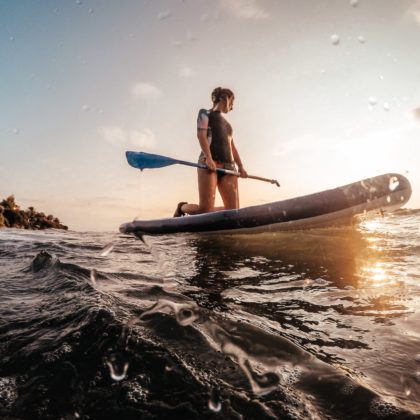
126,151,177,170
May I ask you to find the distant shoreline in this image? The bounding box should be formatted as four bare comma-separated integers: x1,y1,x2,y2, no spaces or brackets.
0,195,68,230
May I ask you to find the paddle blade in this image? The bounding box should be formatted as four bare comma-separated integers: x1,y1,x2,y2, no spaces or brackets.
126,151,177,170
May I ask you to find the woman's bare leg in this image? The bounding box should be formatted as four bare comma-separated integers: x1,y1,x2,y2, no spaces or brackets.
217,175,239,210
181,168,219,215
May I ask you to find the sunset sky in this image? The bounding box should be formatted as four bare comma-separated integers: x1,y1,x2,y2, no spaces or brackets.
1,0,420,231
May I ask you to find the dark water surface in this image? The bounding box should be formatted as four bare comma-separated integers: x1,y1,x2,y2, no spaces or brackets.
1,209,420,419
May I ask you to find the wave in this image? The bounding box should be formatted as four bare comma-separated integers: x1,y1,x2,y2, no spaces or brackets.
1,224,420,418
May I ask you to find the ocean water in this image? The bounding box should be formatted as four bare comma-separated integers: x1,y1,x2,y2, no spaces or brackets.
1,209,420,419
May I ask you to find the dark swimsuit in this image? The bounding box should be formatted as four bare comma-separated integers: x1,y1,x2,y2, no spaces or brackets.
197,109,235,179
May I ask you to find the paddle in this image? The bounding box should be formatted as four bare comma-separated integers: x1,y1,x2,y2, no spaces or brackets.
126,151,280,187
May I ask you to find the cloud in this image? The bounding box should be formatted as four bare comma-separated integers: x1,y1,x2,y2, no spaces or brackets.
178,66,195,78
406,0,420,24
221,0,269,19
98,126,155,148
131,82,163,99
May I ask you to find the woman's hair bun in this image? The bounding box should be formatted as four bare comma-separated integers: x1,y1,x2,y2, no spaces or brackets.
211,87,234,105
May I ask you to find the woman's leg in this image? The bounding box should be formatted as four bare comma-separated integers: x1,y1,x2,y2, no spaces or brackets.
217,175,239,210
181,168,218,215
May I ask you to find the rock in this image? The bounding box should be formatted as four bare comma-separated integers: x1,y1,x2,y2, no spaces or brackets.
0,205,5,228
0,195,68,230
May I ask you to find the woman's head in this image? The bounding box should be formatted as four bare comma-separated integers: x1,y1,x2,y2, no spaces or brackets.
211,87,235,112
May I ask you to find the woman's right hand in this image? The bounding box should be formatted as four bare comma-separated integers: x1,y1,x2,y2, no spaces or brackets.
206,158,217,171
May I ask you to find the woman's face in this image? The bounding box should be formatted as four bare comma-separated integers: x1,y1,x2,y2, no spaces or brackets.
224,95,234,113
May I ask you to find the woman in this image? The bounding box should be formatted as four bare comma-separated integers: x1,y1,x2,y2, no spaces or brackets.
174,87,247,217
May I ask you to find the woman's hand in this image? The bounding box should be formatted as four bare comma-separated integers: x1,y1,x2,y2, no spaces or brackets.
206,158,217,171
238,165,248,178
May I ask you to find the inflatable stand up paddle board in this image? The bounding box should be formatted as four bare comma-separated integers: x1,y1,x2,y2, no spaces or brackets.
120,173,411,237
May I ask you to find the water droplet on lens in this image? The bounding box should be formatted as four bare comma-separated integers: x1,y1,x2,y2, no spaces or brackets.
208,398,222,412
350,0,359,7
415,354,420,363
405,388,411,396
76,0,82,5
383,102,390,111
208,388,222,412
357,35,365,44
10,36,15,41
88,8,94,14
107,360,129,381
389,176,399,191
82,104,90,112
369,96,377,106
386,196,391,203
13,129,19,135
414,371,420,382
330,34,340,45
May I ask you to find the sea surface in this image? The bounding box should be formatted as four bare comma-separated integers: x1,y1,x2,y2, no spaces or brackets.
1,209,420,419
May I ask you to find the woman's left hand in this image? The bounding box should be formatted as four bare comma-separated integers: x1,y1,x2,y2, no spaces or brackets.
238,166,248,178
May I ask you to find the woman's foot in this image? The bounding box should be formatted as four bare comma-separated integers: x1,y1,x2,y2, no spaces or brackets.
173,202,188,217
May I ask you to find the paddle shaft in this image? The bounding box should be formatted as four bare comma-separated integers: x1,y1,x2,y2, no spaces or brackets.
176,159,280,187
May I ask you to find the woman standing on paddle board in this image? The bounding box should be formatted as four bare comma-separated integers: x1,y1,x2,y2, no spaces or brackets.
174,87,248,216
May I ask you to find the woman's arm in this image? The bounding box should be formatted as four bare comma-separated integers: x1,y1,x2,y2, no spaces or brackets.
232,140,248,177
197,130,216,171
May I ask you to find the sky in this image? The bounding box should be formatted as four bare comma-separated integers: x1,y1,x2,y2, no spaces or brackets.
1,0,420,231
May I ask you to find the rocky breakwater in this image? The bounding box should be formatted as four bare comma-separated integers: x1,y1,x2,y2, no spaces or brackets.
0,195,68,230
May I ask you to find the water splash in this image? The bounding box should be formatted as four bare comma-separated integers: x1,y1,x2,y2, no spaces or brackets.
90,268,97,285
100,243,114,257
138,236,176,278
